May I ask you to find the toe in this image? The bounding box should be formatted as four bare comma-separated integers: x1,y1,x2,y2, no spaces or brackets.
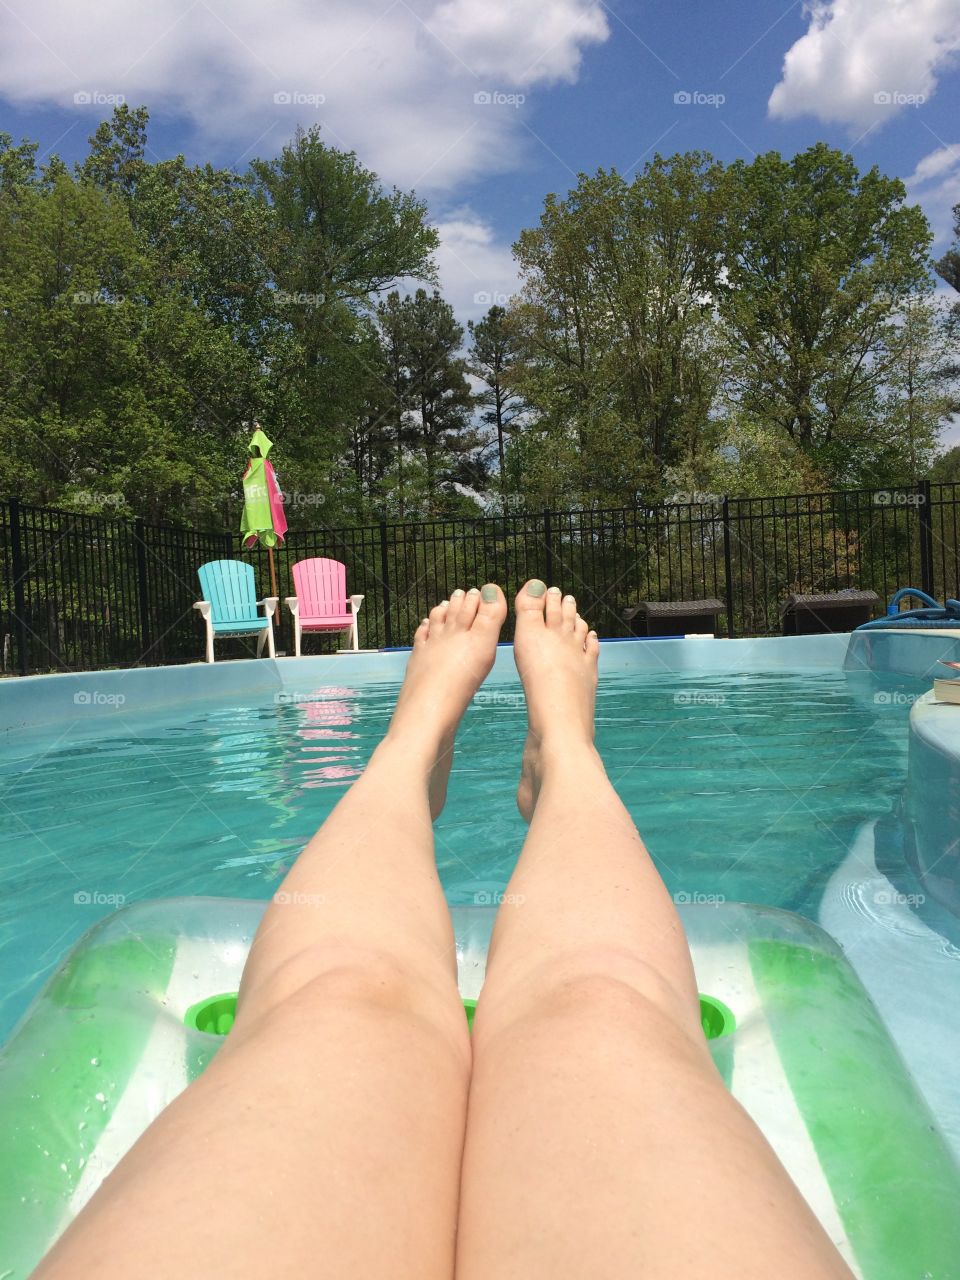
474,583,508,632
429,601,449,628
515,579,547,620
586,629,600,660
455,587,482,628
574,614,589,648
413,618,429,646
561,593,577,631
446,588,466,620
545,585,563,627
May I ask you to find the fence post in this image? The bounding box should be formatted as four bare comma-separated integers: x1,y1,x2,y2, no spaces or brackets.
134,517,151,660
8,497,28,676
917,479,934,599
721,497,735,639
379,520,393,648
542,509,554,585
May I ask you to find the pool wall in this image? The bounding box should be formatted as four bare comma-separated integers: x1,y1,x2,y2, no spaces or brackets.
5,629,960,735
906,693,960,916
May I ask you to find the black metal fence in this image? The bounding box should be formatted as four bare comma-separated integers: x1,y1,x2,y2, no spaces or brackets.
4,482,960,675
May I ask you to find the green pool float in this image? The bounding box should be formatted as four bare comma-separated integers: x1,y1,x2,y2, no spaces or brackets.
1,898,958,1278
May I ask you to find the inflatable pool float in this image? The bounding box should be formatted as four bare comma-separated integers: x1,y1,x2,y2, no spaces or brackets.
2,898,959,1279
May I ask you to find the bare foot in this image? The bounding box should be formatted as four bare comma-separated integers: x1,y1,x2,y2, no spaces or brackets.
512,580,600,821
386,585,507,818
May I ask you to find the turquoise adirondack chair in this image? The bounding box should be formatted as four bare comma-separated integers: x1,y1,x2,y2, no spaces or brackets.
285,557,364,656
194,560,278,663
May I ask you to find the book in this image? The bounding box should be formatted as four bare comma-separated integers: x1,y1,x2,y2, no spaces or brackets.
933,678,960,705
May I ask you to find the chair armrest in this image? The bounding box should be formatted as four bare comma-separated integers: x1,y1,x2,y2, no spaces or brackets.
193,600,211,620
349,594,364,614
285,596,300,616
258,597,279,619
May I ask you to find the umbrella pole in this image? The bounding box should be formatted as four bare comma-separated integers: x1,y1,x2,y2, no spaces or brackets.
268,546,278,601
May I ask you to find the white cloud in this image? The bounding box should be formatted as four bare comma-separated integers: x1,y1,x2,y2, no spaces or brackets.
0,0,608,191
769,0,960,129
431,209,519,321
428,0,608,85
906,143,960,249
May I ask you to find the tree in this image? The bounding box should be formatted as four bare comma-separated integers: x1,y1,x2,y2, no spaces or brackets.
376,289,480,515
468,305,525,509
511,152,729,507
719,143,934,485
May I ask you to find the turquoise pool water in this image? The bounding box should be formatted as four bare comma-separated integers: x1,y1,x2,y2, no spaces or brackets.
0,662,938,1041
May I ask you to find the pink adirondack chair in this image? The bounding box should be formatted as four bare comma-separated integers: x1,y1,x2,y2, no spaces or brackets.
285,558,364,656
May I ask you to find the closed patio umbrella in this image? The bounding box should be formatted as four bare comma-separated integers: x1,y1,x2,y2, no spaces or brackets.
240,425,287,600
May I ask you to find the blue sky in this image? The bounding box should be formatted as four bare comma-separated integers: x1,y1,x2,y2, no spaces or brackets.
1,0,959,325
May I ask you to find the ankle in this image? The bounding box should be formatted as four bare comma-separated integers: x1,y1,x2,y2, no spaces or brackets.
535,736,602,778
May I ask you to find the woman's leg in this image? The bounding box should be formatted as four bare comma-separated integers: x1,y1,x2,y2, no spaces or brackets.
455,582,853,1280
35,585,508,1280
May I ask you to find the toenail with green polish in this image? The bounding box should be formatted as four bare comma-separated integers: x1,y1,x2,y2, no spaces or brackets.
481,584,498,602
527,580,546,597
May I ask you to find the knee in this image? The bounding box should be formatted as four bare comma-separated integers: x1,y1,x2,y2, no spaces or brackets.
482,946,702,1048
237,942,467,1044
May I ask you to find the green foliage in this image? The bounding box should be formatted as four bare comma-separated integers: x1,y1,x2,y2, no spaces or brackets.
510,153,728,507
1,110,439,528
719,144,937,485
468,305,526,509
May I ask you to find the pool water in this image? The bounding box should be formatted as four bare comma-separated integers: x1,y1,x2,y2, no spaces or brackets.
0,663,945,1042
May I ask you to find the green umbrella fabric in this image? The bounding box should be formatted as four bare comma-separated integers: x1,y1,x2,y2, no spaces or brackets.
240,429,286,549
